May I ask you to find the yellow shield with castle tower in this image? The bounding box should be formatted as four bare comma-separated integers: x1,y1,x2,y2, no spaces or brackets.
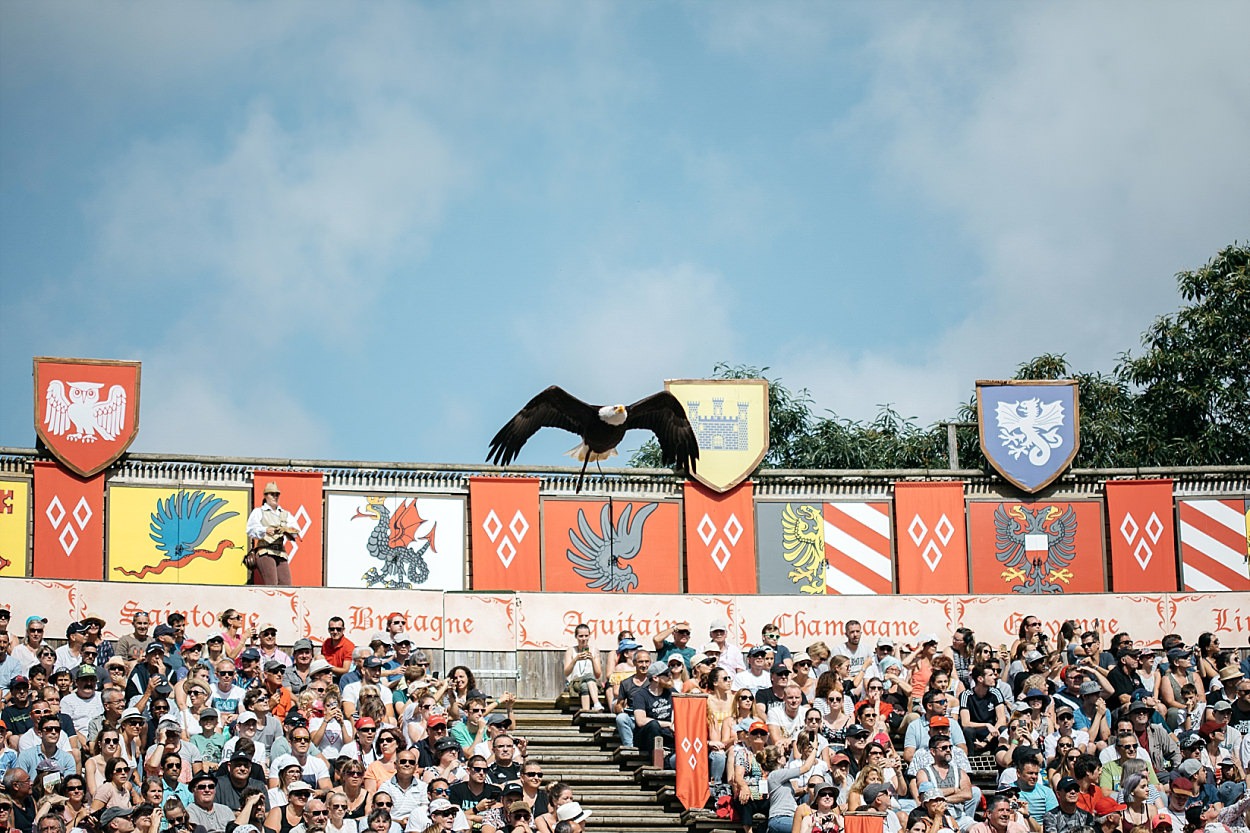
666,379,769,493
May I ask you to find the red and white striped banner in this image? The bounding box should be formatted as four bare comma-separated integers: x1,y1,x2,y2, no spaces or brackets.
1179,498,1250,591
824,502,893,595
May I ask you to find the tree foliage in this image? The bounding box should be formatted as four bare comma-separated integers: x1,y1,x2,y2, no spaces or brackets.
631,242,1249,472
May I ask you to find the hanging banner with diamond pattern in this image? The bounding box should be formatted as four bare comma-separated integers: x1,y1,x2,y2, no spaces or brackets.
1106,479,1177,592
32,461,105,580
469,477,540,591
894,481,968,594
674,694,710,811
251,471,325,586
683,480,756,594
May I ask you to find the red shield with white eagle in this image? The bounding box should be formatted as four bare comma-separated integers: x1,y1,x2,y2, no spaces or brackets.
34,357,141,477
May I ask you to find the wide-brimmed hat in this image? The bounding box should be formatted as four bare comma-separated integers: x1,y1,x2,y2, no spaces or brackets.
556,802,591,823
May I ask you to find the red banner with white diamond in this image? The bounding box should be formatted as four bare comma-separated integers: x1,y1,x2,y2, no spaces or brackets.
1106,479,1177,592
252,471,324,586
894,481,968,594
32,461,104,580
470,477,540,591
674,694,710,811
684,481,757,593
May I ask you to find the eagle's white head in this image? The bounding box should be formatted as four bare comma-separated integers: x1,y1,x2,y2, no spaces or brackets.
599,404,627,426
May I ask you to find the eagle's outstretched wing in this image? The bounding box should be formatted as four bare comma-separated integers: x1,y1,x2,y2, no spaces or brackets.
993,504,1030,569
93,384,127,441
624,392,699,472
568,504,612,587
487,386,599,466
45,381,71,436
1045,506,1078,571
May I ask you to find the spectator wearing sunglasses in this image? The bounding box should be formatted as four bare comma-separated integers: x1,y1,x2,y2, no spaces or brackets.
16,715,76,778
185,774,233,833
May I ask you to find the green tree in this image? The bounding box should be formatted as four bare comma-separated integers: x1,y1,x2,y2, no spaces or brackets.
1117,242,1250,465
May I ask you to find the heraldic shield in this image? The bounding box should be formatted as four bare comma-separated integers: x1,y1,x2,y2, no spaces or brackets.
34,357,142,477
976,379,1079,494
666,378,769,493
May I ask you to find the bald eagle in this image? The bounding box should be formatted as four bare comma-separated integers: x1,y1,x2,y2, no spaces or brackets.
487,386,699,492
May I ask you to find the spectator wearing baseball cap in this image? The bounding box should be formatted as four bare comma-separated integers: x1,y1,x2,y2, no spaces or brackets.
707,617,745,675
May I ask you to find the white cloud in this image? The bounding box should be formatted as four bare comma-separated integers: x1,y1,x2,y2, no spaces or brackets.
134,349,330,458
517,263,737,403
790,2,1250,424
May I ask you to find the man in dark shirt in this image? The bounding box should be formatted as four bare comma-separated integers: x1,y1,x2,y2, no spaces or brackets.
1106,648,1141,708
632,661,675,755
486,734,522,785
1,675,33,737
959,662,1006,755
213,752,267,811
449,755,501,828
1227,676,1250,736
1042,777,1094,833
755,663,798,717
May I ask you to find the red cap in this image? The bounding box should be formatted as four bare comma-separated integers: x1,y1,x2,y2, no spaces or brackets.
426,713,448,727
1152,814,1174,829
1092,796,1126,817
748,720,768,734
929,716,950,728
354,717,376,729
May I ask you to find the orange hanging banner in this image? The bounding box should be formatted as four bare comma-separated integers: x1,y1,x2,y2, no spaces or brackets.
683,481,757,594
1106,479,1177,592
32,461,105,580
469,477,541,591
673,694,710,811
894,481,969,594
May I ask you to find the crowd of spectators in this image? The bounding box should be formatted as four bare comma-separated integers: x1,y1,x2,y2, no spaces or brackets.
592,617,1250,833
0,607,593,833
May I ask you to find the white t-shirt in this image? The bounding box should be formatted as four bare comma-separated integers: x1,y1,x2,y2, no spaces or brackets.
61,691,103,735
732,669,769,694
833,641,874,676
766,706,805,740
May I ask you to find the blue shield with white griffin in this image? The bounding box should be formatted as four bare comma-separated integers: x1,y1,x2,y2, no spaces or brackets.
976,381,1080,493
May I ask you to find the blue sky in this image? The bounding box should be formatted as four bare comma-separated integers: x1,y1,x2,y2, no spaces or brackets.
2,1,1247,467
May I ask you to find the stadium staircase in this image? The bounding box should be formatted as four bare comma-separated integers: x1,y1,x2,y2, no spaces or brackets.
516,698,707,833
518,698,1000,833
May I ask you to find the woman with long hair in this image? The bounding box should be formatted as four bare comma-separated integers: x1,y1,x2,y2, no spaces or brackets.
57,774,90,825
364,727,405,792
201,633,227,681
763,742,819,833
951,628,976,689
792,779,840,833
731,689,757,724
89,759,135,813
1196,633,1221,691
535,782,574,833
1047,738,1081,789
1121,772,1157,831
311,687,352,758
218,609,246,662
730,722,772,828
446,666,476,711
844,766,884,813
806,642,833,678
355,686,392,728
826,657,854,706
337,760,371,820
85,730,124,794
266,782,311,833
324,790,354,833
